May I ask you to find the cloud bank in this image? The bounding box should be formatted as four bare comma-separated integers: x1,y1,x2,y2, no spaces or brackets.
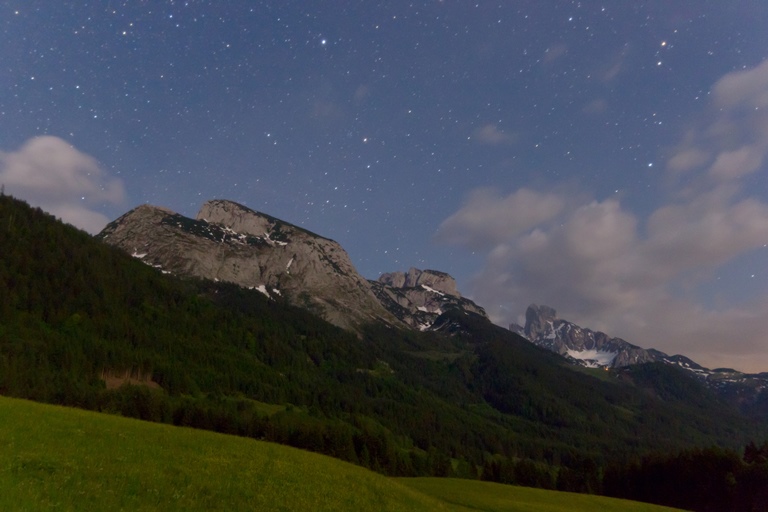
0,136,125,233
437,60,768,372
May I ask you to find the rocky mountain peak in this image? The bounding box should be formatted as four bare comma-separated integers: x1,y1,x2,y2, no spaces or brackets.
103,203,173,225
512,304,657,368
98,204,175,245
371,268,486,330
98,200,399,331
197,199,273,237
378,267,460,297
196,199,328,243
135,203,176,215
511,303,768,410
100,200,489,334
524,304,557,339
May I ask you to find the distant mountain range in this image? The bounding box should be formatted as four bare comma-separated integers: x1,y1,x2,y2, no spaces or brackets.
97,198,768,417
3,192,768,499
511,304,768,416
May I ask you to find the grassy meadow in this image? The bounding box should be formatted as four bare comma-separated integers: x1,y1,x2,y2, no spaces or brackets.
0,396,681,511
396,478,683,512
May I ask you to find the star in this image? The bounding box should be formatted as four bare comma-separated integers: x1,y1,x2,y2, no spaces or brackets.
2,1,767,371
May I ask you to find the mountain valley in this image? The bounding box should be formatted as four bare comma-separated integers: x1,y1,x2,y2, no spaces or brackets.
2,193,768,509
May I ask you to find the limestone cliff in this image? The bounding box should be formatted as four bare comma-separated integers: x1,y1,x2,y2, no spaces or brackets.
98,200,399,330
371,268,487,330
511,304,657,367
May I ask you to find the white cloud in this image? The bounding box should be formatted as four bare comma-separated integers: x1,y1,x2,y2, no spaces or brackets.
712,58,768,109
708,145,764,180
644,189,768,276
443,189,768,372
668,59,768,186
472,124,518,145
0,136,125,233
434,187,564,249
438,60,768,372
667,147,710,174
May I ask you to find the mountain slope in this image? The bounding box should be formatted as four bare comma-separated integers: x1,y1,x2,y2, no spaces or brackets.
511,304,658,367
2,396,684,512
512,304,768,417
2,193,766,493
0,396,454,512
370,267,487,330
97,199,399,330
98,199,488,332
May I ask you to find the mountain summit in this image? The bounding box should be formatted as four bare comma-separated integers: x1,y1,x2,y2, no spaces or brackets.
512,304,768,415
511,304,660,368
371,268,487,330
98,199,485,332
98,199,398,330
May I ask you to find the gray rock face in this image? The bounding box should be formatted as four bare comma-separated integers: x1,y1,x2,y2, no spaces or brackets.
371,268,487,330
378,268,460,297
98,200,399,330
524,304,557,340
512,304,657,368
99,199,490,334
511,304,768,413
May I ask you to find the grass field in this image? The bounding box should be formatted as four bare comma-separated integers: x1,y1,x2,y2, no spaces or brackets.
0,396,681,511
396,478,682,512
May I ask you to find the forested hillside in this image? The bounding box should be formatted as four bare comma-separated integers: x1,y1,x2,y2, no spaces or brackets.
1,193,766,505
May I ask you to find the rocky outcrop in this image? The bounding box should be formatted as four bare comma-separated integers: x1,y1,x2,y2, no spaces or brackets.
98,200,400,330
523,304,557,341
512,304,657,368
378,268,460,297
371,268,487,330
512,304,768,412
99,200,488,333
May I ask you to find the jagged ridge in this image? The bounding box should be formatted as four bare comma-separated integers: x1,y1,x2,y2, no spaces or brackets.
370,267,487,330
512,304,768,415
98,200,486,333
98,200,399,330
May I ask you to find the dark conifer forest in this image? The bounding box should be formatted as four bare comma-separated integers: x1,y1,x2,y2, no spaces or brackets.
1,193,767,510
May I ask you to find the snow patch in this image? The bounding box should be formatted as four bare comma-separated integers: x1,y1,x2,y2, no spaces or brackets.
264,231,288,246
131,251,147,259
566,349,618,368
421,284,445,296
545,321,557,340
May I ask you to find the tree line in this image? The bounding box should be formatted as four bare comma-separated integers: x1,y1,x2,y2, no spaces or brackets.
2,193,767,507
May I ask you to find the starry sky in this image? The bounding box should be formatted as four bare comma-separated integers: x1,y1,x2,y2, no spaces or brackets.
2,1,768,372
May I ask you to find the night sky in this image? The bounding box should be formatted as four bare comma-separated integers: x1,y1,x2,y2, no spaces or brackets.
3,1,768,371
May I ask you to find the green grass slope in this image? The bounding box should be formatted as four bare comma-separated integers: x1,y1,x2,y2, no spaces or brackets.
0,396,681,511
396,478,682,512
0,396,449,511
